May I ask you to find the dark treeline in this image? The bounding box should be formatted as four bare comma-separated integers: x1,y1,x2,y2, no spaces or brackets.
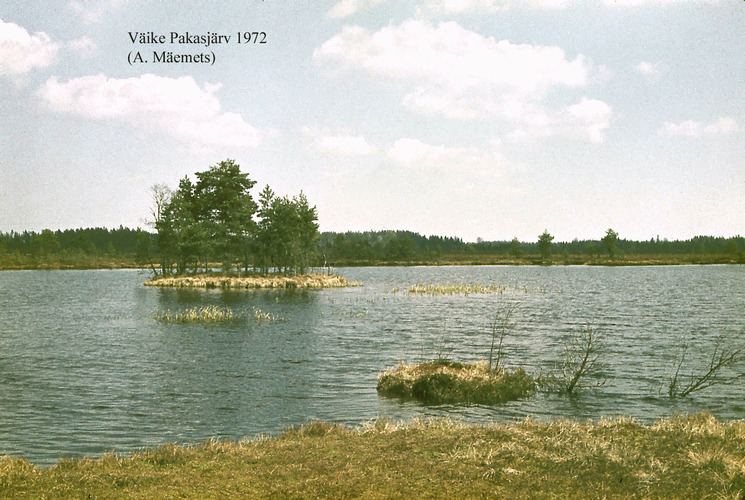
0,226,155,269
3,228,745,269
3,227,744,269
2,221,744,270
316,231,745,265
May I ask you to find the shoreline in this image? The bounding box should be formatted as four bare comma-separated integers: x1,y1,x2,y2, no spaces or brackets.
2,413,743,498
1,256,743,272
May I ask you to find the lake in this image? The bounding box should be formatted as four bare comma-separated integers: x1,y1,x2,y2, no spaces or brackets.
1,265,743,466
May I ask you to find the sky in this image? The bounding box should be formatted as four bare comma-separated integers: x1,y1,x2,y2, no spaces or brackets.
0,0,743,243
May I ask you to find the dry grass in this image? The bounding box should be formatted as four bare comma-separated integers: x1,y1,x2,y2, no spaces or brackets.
407,283,548,295
2,414,745,498
144,273,361,289
377,360,536,405
151,306,281,324
150,305,240,324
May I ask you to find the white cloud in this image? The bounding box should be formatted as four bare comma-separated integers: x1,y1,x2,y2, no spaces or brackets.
388,137,501,172
302,126,375,156
37,74,265,148
69,0,133,22
603,0,718,6
418,0,571,13
67,36,98,58
704,117,739,134
509,97,612,143
315,21,587,98
329,0,717,17
0,18,60,76
327,0,388,18
634,61,667,82
658,117,739,137
315,20,611,142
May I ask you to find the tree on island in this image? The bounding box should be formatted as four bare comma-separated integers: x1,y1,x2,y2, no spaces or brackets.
254,185,319,274
154,159,319,275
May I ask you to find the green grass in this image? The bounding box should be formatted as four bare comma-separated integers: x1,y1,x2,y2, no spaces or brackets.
377,360,536,405
2,413,745,498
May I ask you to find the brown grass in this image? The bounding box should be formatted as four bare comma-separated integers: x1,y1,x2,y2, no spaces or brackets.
377,360,537,405
2,414,745,498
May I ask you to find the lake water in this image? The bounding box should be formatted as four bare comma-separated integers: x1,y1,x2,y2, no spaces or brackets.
1,266,744,466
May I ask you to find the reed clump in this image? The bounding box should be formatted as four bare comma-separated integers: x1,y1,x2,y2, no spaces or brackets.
151,306,241,324
407,283,550,295
252,308,279,322
377,360,536,405
408,283,507,295
152,306,282,324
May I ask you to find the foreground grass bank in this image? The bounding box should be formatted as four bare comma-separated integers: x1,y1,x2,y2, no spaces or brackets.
144,273,360,289
2,414,744,498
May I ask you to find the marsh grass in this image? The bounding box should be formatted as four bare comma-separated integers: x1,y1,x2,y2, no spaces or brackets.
3,413,745,498
407,283,550,295
409,283,507,295
252,308,280,322
377,360,536,405
150,305,241,324
151,306,281,324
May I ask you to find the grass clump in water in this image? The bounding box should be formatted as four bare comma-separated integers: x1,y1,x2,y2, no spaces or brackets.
151,306,240,324
252,308,280,322
408,283,507,295
377,360,536,405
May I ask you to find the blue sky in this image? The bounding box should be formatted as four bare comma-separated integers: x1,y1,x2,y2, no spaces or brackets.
1,0,742,242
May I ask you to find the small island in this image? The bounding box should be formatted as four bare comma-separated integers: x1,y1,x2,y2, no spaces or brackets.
144,272,359,289
378,360,536,405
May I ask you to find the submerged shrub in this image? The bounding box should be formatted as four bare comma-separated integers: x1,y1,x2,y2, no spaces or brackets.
377,360,536,405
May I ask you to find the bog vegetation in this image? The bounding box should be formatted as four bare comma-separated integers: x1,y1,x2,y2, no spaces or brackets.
377,360,536,405
3,414,745,499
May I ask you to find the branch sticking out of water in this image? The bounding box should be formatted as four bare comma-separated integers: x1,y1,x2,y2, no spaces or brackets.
667,331,745,398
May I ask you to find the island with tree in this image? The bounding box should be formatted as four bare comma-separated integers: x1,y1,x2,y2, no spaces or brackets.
1,159,743,271
143,159,358,289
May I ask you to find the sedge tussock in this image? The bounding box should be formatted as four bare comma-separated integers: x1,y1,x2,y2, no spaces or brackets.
377,360,536,405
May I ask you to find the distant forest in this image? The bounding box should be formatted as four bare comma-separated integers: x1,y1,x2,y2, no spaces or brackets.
1,226,744,269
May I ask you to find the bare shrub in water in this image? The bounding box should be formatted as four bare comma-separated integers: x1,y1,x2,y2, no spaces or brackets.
489,300,516,371
540,325,607,395
667,330,745,398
